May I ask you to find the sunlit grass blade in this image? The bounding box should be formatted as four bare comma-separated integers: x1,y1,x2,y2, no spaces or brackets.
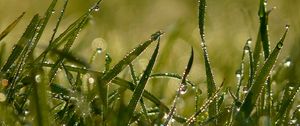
99,31,163,86
48,17,89,83
30,0,57,54
30,69,50,126
0,43,6,66
0,12,25,42
186,81,224,125
164,47,194,125
1,14,40,72
49,0,69,44
122,41,160,125
129,63,151,125
50,49,89,67
150,73,196,86
259,0,270,59
35,0,102,64
275,83,300,125
238,25,289,119
198,0,217,121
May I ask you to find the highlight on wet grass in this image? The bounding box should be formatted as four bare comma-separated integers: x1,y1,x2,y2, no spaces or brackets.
0,0,299,125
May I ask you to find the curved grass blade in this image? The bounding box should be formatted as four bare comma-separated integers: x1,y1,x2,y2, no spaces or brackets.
164,47,194,126
186,81,224,125
99,31,163,86
0,43,6,66
1,14,40,72
39,62,188,123
238,25,289,119
29,0,57,55
150,73,196,86
198,0,217,121
129,63,151,125
48,17,89,83
35,0,102,64
275,83,300,125
49,0,69,44
122,40,160,125
0,12,25,42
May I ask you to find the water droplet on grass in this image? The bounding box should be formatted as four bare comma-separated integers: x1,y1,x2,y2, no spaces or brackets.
88,77,95,84
284,59,291,67
94,5,100,11
51,9,55,14
179,84,188,94
1,79,9,87
96,48,102,54
276,42,283,49
235,70,242,78
92,38,107,52
0,93,6,102
285,24,290,29
24,110,29,115
35,75,41,83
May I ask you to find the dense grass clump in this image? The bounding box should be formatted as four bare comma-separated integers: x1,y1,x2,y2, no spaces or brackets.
0,0,299,125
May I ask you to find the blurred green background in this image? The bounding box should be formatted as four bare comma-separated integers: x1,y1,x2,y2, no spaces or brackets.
0,0,300,98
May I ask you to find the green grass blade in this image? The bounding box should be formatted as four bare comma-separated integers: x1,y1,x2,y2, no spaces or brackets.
129,63,151,125
48,17,89,83
150,73,196,86
36,0,102,64
99,31,163,86
275,83,300,125
186,81,224,125
238,25,289,119
0,12,25,42
49,0,69,44
198,0,217,121
259,0,270,59
30,69,50,126
33,0,57,45
0,43,6,66
164,47,194,125
123,41,160,125
1,14,40,72
253,30,262,74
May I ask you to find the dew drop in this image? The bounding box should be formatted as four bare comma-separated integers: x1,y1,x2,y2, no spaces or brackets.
35,75,41,83
288,86,294,90
96,48,102,54
88,77,95,84
246,38,252,44
285,24,290,29
289,119,297,124
200,42,205,47
284,60,291,67
235,70,242,78
179,84,188,94
244,46,250,53
51,9,55,14
0,93,7,102
36,26,41,30
24,110,29,116
276,42,283,49
263,1,267,6
1,79,9,87
94,5,100,12
92,37,107,52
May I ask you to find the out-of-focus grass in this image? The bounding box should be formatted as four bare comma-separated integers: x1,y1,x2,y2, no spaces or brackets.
1,0,300,84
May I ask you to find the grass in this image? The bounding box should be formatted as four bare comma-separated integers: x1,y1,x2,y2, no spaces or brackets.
0,0,299,125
